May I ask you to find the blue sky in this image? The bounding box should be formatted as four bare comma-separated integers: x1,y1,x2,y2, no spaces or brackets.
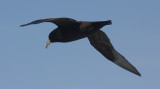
0,0,160,89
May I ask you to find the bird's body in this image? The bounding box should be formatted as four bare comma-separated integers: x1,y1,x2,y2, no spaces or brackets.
49,21,111,42
20,17,141,76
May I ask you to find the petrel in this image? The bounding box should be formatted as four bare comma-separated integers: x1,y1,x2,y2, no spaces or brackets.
20,17,141,76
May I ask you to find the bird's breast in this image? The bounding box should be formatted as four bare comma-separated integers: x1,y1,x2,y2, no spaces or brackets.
56,28,87,42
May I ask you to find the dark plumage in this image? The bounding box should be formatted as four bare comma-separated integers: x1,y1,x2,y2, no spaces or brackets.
20,17,141,76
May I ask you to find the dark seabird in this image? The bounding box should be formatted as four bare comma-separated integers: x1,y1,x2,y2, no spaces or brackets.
20,17,141,76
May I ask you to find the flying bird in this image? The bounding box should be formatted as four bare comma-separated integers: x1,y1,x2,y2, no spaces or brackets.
20,17,141,76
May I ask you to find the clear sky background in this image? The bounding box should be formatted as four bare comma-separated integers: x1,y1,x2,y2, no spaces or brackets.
0,0,160,89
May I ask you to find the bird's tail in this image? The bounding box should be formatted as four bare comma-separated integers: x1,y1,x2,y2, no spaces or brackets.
93,20,112,29
97,20,112,25
105,20,112,25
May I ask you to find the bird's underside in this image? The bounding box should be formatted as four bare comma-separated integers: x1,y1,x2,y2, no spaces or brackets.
20,17,141,76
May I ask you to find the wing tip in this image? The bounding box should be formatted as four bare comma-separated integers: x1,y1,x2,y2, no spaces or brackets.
113,52,141,77
20,24,27,27
19,19,43,27
114,59,141,76
133,69,141,77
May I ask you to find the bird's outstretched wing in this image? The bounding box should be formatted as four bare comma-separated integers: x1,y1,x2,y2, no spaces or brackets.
20,18,76,27
87,30,141,76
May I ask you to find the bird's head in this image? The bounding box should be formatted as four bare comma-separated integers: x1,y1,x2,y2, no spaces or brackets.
45,31,56,49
